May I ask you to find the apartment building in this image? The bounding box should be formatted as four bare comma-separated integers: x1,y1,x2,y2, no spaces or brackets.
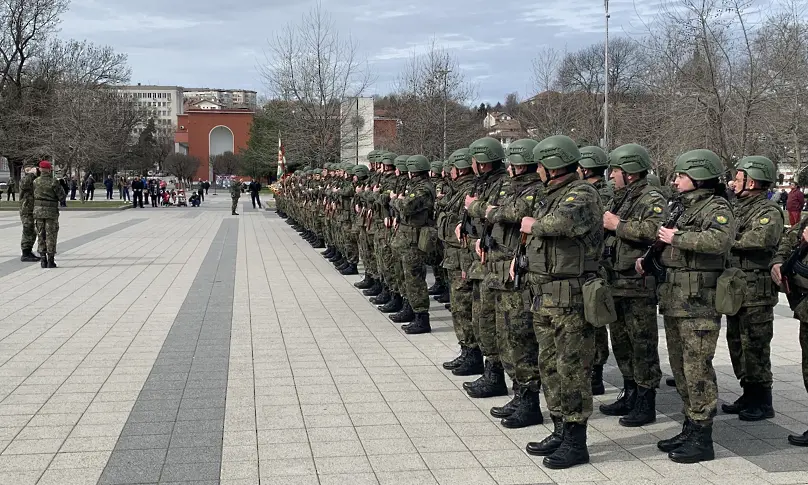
116,84,185,137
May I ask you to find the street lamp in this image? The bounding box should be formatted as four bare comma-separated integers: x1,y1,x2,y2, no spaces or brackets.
437,68,452,161
603,0,610,150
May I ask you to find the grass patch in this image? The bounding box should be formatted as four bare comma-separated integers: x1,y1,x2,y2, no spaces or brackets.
0,200,130,210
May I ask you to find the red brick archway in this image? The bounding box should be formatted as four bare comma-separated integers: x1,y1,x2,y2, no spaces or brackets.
175,109,254,181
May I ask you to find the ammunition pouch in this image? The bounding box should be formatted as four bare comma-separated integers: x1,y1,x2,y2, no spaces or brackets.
715,268,747,316
417,226,437,254
582,277,617,328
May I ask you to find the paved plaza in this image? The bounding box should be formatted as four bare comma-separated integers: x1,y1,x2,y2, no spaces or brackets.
2,196,808,484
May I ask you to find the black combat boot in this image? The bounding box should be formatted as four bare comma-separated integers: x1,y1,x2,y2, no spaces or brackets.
333,256,347,268
490,383,521,418
340,263,358,276
354,274,374,289
435,288,451,303
328,252,342,263
322,246,334,257
20,249,40,262
40,255,48,268
312,237,325,249
389,301,415,323
370,286,392,305
336,260,350,272
46,254,57,268
668,422,714,463
599,378,637,416
591,365,605,396
363,279,383,297
403,312,430,334
721,380,749,414
451,347,484,376
501,387,544,428
619,387,656,427
443,345,469,370
739,384,775,421
465,360,508,398
657,419,694,452
542,422,590,469
444,303,451,310
788,429,808,446
666,377,676,387
378,293,402,313
427,281,445,296
526,415,564,456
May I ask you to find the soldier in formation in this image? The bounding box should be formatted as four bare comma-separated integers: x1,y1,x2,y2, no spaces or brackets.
274,136,808,469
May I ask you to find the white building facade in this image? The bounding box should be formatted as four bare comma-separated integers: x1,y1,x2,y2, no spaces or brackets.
340,97,374,166
182,88,257,109
117,84,184,138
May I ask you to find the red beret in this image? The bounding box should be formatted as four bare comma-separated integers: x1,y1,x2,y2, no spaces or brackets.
38,161,52,169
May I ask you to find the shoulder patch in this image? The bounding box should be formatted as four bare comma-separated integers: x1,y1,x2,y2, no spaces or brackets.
759,217,770,225
565,196,576,202
409,193,415,198
499,190,506,196
715,215,728,225
653,206,663,214
526,195,534,201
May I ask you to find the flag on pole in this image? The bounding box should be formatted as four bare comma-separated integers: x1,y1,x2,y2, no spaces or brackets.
277,133,286,180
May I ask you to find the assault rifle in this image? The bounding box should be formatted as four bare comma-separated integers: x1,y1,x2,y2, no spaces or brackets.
640,197,685,283
459,180,479,245
513,233,529,290
781,239,808,310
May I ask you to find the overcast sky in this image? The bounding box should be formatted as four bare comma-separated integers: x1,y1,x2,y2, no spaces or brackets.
58,0,768,105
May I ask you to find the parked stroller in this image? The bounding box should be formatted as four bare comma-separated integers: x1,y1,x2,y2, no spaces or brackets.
176,189,187,207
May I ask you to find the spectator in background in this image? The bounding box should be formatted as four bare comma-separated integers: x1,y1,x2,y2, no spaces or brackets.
69,177,77,200
122,178,130,202
249,180,262,209
104,175,114,200
85,175,95,200
58,176,68,207
781,189,789,209
787,183,804,226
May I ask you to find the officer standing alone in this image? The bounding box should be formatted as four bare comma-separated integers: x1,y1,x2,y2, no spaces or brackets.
230,179,241,215
33,161,65,268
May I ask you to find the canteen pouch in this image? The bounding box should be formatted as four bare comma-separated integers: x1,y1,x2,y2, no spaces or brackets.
417,226,437,254
582,277,617,328
715,268,746,316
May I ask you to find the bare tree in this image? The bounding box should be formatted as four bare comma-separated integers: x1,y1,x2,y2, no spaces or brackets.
259,4,372,167
211,151,241,178
164,153,201,183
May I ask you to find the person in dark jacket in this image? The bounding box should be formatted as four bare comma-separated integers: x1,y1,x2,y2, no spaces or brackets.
249,180,262,208
104,175,114,199
131,178,144,208
85,175,95,200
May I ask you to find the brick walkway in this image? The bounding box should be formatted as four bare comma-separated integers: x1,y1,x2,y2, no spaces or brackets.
0,197,807,484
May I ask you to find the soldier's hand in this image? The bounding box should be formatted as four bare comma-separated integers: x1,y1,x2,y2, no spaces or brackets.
384,217,391,228
803,227,808,244
475,239,482,258
354,204,360,213
771,264,783,285
464,195,477,209
373,185,380,192
520,216,536,234
509,258,516,281
355,187,362,194
635,258,645,275
603,211,620,231
486,205,497,218
455,223,462,242
658,227,676,244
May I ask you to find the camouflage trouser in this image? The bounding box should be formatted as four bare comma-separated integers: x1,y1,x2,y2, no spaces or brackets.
375,232,394,289
343,223,359,264
472,279,498,361
594,327,609,366
20,213,36,251
609,296,662,389
726,305,774,387
231,197,239,213
359,230,377,276
35,218,59,254
664,316,720,424
494,288,540,391
535,306,594,423
450,271,475,347
800,321,808,393
401,246,429,313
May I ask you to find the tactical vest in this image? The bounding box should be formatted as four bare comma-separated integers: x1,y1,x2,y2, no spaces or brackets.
471,169,508,239
729,195,782,271
399,178,435,228
659,192,729,286
526,179,601,278
605,182,662,274
490,176,543,259
437,175,475,247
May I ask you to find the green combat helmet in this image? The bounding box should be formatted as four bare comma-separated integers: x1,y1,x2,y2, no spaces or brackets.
407,155,431,173
674,149,723,180
430,161,444,174
578,146,608,168
353,165,369,179
737,155,776,183
450,148,473,169
469,137,505,163
443,159,452,173
608,143,653,174
506,139,540,165
394,155,409,173
367,150,379,163
533,135,581,169
380,152,397,166
646,174,662,187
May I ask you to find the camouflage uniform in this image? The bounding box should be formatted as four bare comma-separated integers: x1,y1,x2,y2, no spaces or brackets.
33,171,66,256
591,178,614,372
725,192,783,415
19,171,38,253
230,181,241,214
658,188,734,426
